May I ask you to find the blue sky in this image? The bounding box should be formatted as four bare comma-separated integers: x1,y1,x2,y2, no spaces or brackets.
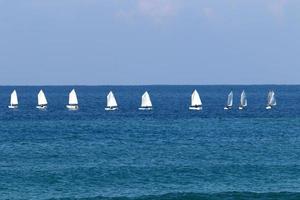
0,0,299,85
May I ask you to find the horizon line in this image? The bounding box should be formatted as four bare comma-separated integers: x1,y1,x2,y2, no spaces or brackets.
0,84,299,87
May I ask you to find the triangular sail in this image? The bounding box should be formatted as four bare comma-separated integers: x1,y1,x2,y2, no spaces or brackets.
38,90,47,106
10,90,18,106
268,91,276,106
191,90,202,106
141,91,152,107
107,91,117,107
69,89,78,105
267,91,272,105
227,91,233,107
240,90,247,107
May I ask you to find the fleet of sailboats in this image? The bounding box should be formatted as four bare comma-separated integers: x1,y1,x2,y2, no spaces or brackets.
189,90,202,110
224,91,233,110
8,90,18,109
139,91,153,110
4,89,279,111
239,90,247,110
105,91,118,111
66,89,79,110
266,90,276,110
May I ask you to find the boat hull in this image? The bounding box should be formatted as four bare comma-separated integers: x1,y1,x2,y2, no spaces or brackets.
105,107,118,111
238,106,245,110
139,107,152,111
189,106,202,110
36,105,47,110
66,105,79,110
224,106,232,110
266,106,272,110
8,105,18,109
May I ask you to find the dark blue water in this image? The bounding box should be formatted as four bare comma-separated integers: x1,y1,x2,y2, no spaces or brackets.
1,85,300,200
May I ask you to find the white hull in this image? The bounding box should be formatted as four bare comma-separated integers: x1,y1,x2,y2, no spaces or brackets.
8,105,18,109
239,106,245,110
224,106,232,110
66,105,79,110
139,107,152,111
36,105,47,109
266,106,272,110
105,107,118,111
189,106,202,110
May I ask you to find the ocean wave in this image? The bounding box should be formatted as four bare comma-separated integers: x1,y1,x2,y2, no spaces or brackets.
50,192,300,200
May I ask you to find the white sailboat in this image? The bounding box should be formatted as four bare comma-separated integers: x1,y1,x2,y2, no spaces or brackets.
105,91,118,111
139,91,152,110
266,90,276,110
239,90,247,110
224,91,233,110
189,89,202,110
36,90,48,109
66,89,79,110
8,90,18,109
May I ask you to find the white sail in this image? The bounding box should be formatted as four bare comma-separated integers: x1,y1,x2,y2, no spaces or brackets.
227,91,233,107
240,90,247,107
141,91,152,108
191,90,202,107
268,91,276,106
69,89,78,105
107,91,117,108
10,90,18,106
38,90,47,106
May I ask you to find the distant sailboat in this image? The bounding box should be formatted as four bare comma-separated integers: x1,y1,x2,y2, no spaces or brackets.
8,90,18,109
139,91,152,110
266,90,276,110
239,90,247,110
189,89,202,110
224,91,233,110
66,89,79,110
36,90,48,109
105,91,118,111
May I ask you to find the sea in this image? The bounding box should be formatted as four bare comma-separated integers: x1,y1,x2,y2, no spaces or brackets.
1,85,300,200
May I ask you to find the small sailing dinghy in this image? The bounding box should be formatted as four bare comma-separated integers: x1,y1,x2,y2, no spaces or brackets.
105,91,118,111
139,91,152,110
239,90,247,110
189,89,202,110
224,91,233,110
36,90,48,109
8,90,18,109
266,90,276,110
66,89,79,110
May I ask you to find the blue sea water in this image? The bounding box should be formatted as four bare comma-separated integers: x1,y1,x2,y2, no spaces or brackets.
0,85,300,200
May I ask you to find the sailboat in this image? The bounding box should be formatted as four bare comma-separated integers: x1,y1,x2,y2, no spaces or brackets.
189,89,202,110
36,90,48,109
66,89,79,110
266,90,276,110
238,90,247,110
8,90,18,109
224,91,233,110
139,91,152,110
105,91,118,111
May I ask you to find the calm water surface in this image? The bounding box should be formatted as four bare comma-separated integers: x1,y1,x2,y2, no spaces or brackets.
0,85,300,200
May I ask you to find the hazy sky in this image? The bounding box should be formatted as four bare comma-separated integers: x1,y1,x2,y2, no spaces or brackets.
0,0,299,85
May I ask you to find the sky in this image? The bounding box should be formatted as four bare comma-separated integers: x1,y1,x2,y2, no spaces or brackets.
0,0,299,85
